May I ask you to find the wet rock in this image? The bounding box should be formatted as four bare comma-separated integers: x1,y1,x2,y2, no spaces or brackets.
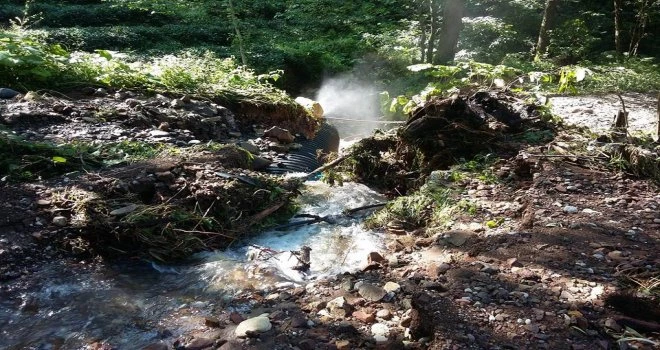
507,257,523,268
367,251,386,265
289,314,308,328
251,156,272,171
150,130,171,138
185,337,215,350
441,230,473,247
419,280,447,292
264,126,295,144
19,295,39,313
204,316,222,328
142,342,168,350
229,312,244,324
357,282,387,302
327,296,352,317
94,88,108,97
235,316,272,337
269,142,289,153
383,281,401,293
605,318,623,332
295,96,324,118
335,340,351,350
218,341,242,350
110,204,139,216
376,309,393,320
52,216,68,227
353,310,376,323
237,141,260,155
0,88,20,99
170,99,186,108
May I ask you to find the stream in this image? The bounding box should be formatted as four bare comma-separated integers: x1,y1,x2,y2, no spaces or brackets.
0,181,386,349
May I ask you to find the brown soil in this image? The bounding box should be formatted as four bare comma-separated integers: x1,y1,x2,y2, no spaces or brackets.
2,89,658,349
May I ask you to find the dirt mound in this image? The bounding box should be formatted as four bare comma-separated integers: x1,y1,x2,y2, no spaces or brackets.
41,149,301,261
342,91,550,194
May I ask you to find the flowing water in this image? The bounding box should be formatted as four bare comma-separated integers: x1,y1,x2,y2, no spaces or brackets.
0,181,386,349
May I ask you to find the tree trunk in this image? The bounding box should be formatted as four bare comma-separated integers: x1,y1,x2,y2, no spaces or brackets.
614,0,623,60
418,0,430,63
534,0,559,61
628,0,651,57
227,0,247,66
655,93,660,143
426,0,440,63
433,0,465,64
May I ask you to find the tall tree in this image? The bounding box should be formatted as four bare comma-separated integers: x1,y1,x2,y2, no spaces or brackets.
433,0,465,64
628,0,653,57
227,0,247,66
418,0,430,63
426,0,440,63
534,0,559,61
614,0,623,59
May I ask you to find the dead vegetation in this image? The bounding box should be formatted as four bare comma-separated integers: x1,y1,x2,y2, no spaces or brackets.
46,146,303,261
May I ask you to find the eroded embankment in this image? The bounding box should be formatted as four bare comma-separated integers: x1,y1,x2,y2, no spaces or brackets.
0,88,323,273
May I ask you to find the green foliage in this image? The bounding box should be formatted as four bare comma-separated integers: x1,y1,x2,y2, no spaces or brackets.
366,191,434,229
0,28,290,103
547,17,601,64
0,31,69,85
458,16,525,63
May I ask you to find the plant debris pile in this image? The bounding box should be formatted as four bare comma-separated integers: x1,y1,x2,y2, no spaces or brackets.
53,149,302,261
342,91,549,194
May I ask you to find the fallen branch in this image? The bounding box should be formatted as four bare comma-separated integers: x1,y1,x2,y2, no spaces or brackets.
246,200,288,226
344,203,387,215
304,154,349,180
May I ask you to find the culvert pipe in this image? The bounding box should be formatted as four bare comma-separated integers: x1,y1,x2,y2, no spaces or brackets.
266,122,340,174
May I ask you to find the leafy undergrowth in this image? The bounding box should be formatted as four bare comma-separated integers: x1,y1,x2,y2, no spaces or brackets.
0,30,293,105
384,59,660,119
0,129,257,182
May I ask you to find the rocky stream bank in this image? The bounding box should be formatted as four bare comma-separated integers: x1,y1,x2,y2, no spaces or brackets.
0,89,659,350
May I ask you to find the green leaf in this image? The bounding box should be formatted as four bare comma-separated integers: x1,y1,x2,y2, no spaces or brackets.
95,49,113,61
52,156,67,164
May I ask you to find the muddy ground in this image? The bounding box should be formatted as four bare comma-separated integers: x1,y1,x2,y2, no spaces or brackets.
0,90,659,350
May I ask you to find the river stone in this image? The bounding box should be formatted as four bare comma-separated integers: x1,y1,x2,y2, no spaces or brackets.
110,204,138,216
371,323,390,343
264,126,295,144
327,296,352,317
295,96,324,118
237,141,261,154
150,130,171,138
235,316,272,337
383,282,401,293
358,282,387,302
52,216,68,227
0,88,19,99
142,342,168,350
185,337,215,350
442,230,473,247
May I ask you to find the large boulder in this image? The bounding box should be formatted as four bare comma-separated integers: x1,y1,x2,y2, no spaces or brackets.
295,96,324,119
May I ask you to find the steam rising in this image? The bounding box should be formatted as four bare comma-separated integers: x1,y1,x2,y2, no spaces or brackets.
315,75,384,139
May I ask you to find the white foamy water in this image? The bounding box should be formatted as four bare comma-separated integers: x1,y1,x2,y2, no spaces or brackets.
0,181,386,349
194,181,386,289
